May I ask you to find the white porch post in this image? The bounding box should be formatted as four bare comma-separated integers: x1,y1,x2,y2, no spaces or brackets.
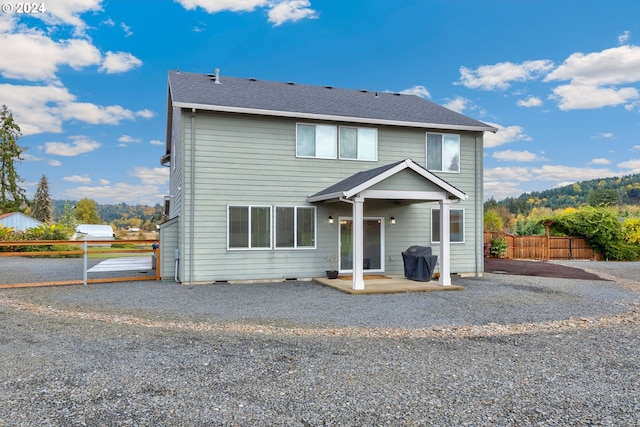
439,199,452,286
352,196,365,290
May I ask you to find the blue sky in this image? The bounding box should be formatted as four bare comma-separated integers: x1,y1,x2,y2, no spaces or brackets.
2,0,640,205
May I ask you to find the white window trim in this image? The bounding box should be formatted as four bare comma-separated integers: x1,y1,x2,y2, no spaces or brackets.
296,122,337,160
426,132,461,174
430,208,465,244
227,205,273,250
338,126,378,162
274,206,317,250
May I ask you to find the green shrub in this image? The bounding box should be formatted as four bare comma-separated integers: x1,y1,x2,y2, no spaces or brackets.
490,236,508,258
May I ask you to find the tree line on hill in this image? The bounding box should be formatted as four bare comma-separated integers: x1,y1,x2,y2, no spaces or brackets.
484,173,640,261
486,173,640,217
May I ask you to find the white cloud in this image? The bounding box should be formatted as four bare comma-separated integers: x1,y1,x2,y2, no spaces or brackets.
492,150,546,162
443,96,468,113
0,30,101,81
61,102,145,125
484,166,532,183
100,51,143,74
40,0,103,34
483,122,532,148
129,167,170,185
458,60,554,90
175,0,317,25
150,140,164,146
546,45,640,87
517,96,543,107
22,153,42,161
61,182,167,205
268,0,318,26
45,136,101,156
99,179,110,185
530,165,615,182
544,45,640,110
176,0,267,13
400,85,430,99
592,132,614,139
64,174,92,184
550,83,638,110
136,109,155,119
48,159,62,166
589,158,611,165
118,135,142,144
121,22,133,37
0,84,152,135
632,145,640,151
618,159,640,173
483,179,526,201
619,30,631,45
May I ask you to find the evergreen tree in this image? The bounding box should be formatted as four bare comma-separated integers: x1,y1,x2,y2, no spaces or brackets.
32,174,53,223
0,105,27,213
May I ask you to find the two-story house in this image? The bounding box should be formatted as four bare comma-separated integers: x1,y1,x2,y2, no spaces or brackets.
159,70,496,289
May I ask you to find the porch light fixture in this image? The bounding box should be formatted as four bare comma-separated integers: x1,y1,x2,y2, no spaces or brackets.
390,216,396,225
328,215,334,224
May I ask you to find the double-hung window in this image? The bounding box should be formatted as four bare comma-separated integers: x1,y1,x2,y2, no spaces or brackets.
296,124,337,158
275,206,316,249
339,127,377,161
228,205,271,249
431,208,464,243
427,133,460,172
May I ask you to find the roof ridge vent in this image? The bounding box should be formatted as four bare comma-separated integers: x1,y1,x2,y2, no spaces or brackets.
287,81,295,85
359,89,368,93
249,77,257,81
325,86,333,89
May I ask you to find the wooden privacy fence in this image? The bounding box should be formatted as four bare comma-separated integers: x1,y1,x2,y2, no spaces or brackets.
0,239,160,288
484,232,598,260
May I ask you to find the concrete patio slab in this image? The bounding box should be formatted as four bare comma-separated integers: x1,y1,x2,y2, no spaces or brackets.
314,274,464,294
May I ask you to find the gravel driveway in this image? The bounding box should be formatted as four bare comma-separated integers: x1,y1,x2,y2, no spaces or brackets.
1,260,639,426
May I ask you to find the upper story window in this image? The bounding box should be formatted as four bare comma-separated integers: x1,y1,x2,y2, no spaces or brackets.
296,124,337,159
339,127,377,161
297,123,378,161
427,133,460,173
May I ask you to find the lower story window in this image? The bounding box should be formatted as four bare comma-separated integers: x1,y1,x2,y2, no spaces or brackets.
228,205,271,249
275,206,316,249
431,208,464,243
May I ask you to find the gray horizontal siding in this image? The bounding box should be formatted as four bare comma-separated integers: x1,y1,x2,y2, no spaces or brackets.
178,110,484,282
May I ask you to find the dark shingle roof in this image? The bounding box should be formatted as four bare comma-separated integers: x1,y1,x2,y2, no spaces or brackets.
310,160,406,198
168,71,496,132
308,159,467,202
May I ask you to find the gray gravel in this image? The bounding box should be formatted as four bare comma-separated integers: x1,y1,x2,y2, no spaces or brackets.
1,260,639,426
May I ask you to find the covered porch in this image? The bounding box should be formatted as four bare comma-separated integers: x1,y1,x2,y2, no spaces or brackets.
314,274,464,294
308,159,467,291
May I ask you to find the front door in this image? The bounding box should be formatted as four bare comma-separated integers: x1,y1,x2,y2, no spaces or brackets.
339,217,384,272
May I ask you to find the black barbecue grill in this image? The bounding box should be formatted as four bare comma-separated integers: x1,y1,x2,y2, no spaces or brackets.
402,246,438,281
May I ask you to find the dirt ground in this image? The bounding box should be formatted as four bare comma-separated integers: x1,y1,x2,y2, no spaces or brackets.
484,257,605,280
